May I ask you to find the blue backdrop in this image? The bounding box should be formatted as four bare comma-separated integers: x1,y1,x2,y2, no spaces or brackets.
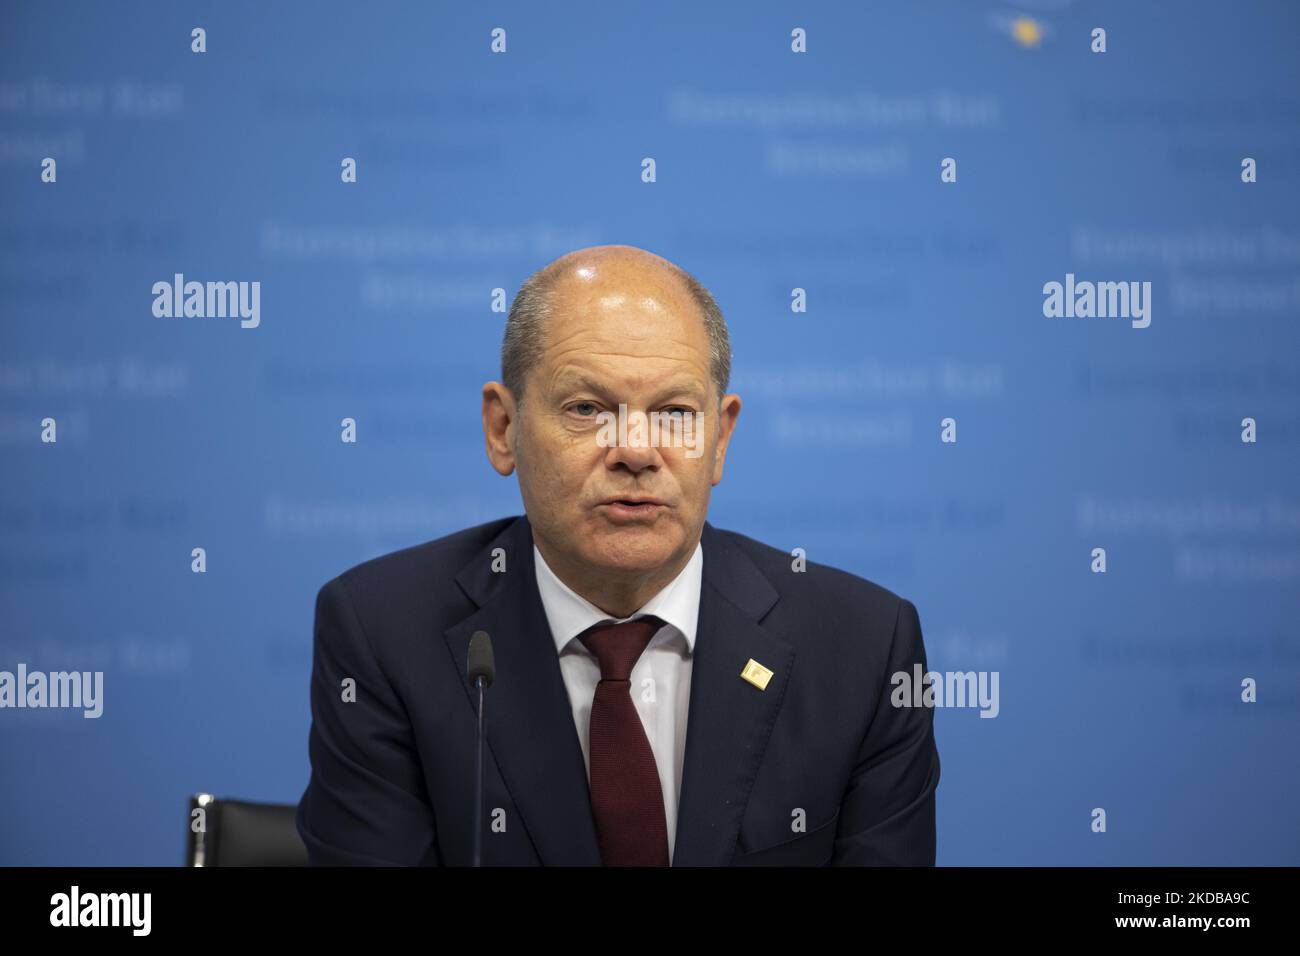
2,0,1297,865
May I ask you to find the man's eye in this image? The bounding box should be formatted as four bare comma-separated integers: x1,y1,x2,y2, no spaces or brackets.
569,402,599,416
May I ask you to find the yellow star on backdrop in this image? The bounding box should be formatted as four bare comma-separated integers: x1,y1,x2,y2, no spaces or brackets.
1011,17,1043,48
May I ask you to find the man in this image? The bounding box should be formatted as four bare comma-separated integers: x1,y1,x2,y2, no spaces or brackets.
295,245,940,866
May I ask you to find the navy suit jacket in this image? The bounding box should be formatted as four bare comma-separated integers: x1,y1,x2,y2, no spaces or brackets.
295,514,940,866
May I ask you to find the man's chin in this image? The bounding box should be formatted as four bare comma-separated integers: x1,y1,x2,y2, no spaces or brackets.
584,524,680,571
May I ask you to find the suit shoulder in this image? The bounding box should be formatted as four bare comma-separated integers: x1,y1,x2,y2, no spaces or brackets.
323,515,517,601
709,524,909,619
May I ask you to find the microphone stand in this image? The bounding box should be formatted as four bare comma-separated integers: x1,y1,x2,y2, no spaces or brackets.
473,675,485,867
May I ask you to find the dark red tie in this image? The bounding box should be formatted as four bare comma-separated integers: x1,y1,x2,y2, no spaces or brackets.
579,615,670,866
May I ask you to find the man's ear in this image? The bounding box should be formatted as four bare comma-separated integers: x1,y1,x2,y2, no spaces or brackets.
482,381,517,476
710,392,741,486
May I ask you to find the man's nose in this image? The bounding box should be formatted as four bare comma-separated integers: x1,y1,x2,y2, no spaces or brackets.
603,409,662,471
605,440,662,472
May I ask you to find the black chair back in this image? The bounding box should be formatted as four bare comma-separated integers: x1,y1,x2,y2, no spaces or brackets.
187,794,307,866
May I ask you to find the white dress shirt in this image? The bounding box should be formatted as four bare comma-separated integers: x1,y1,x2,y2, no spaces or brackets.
533,540,702,865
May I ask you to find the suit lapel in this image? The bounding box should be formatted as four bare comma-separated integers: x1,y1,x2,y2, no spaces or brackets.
672,521,791,866
444,515,602,865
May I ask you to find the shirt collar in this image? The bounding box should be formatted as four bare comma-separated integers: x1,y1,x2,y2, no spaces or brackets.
533,539,703,656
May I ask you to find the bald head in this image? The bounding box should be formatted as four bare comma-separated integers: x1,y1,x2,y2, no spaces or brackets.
502,245,730,408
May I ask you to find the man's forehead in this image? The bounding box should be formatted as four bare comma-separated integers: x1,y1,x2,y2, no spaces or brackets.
550,363,707,396
543,310,701,351
530,251,714,396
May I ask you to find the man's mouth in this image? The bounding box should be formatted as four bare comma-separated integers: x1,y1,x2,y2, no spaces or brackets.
599,498,667,521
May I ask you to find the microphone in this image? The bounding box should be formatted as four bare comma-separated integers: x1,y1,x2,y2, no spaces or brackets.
467,630,495,867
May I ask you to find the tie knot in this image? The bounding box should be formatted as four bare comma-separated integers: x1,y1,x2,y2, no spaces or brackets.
579,616,663,681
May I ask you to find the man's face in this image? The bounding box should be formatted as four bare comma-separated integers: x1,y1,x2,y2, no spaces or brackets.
501,258,739,578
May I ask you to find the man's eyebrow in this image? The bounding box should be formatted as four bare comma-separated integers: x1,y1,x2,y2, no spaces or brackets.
648,380,708,403
552,373,615,398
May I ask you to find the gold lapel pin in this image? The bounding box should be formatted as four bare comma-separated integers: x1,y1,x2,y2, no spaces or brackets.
740,658,774,691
